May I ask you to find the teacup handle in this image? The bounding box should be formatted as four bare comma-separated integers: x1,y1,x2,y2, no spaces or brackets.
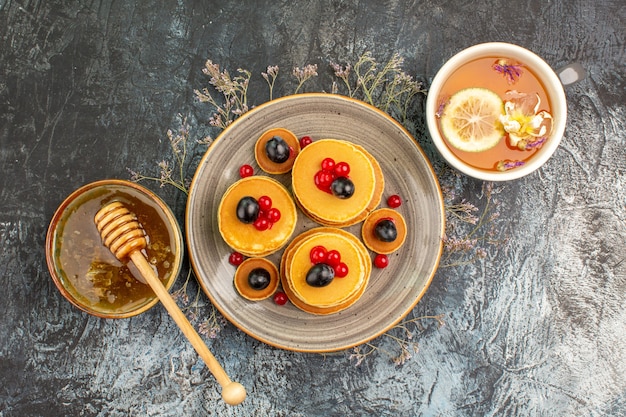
557,62,586,86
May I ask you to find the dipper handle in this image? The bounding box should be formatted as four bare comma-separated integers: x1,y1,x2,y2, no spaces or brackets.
94,202,246,406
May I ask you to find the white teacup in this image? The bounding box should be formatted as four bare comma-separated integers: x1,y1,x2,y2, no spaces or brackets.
426,42,581,181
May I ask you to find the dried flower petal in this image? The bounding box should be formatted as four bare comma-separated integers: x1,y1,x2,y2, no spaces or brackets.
493,59,523,84
500,90,553,149
497,159,526,171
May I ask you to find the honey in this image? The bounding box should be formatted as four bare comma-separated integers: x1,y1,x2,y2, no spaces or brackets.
436,56,553,171
49,183,180,316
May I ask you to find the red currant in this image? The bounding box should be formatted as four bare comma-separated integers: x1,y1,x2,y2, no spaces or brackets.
387,194,402,208
334,262,349,277
299,136,313,148
253,217,270,231
321,157,335,171
374,254,389,268
333,162,350,177
314,171,334,191
239,164,254,178
325,249,341,266
258,195,272,211
267,207,281,223
310,245,327,264
228,252,244,266
273,291,288,305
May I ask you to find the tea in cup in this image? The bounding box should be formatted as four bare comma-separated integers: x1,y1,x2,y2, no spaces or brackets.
426,42,575,181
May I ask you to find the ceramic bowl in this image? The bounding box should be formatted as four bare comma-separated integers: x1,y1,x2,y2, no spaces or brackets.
46,180,183,318
425,42,568,181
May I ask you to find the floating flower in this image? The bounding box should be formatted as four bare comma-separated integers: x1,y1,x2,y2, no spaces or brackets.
499,90,553,150
497,159,525,171
493,59,523,84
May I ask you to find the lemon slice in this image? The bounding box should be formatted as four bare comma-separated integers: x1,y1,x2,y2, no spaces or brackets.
440,87,505,152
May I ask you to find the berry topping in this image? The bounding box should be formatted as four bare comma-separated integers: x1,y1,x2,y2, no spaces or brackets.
236,195,281,230
387,194,402,208
321,157,336,171
374,218,398,242
299,136,313,148
267,207,281,223
314,171,335,188
265,136,290,163
313,158,354,197
228,252,244,266
325,249,341,267
308,245,347,277
253,216,270,231
333,162,350,177
374,254,389,268
258,195,272,211
334,262,349,278
248,267,271,290
239,164,254,178
306,263,335,287
236,196,259,224
309,245,327,264
331,176,355,199
273,291,288,305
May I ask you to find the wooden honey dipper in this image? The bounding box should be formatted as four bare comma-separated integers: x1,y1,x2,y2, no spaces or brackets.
94,201,246,406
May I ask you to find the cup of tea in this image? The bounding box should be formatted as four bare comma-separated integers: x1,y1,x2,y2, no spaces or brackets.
426,42,582,181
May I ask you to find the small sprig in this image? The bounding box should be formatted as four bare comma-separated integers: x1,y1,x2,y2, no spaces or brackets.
194,60,251,128
349,314,445,366
330,52,426,122
172,265,226,339
261,65,279,101
127,115,191,194
440,181,505,268
292,64,318,93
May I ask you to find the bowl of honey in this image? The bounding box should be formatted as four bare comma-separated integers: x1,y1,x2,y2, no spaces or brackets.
426,42,568,181
46,180,184,318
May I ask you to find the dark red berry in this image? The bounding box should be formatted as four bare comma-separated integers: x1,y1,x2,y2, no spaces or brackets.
334,262,349,277
333,162,350,177
325,249,341,266
239,164,254,178
387,194,402,208
273,291,288,305
299,136,313,148
267,207,281,223
321,157,335,171
374,254,389,268
310,245,327,264
229,252,244,266
258,195,272,211
253,217,270,231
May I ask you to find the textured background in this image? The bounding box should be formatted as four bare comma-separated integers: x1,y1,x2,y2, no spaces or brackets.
1,0,625,416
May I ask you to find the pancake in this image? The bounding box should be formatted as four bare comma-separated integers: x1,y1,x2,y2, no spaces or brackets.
255,127,300,174
217,176,297,257
280,227,370,315
291,139,376,225
234,257,279,301
361,208,407,254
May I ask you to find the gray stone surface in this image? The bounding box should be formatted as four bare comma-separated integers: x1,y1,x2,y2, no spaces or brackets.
1,0,624,416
